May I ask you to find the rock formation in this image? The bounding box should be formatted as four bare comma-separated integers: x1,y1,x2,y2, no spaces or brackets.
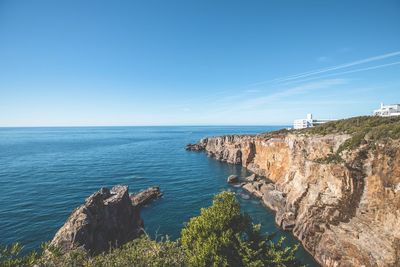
227,175,239,183
130,186,163,207
50,185,161,255
188,131,400,267
244,173,258,182
185,141,206,151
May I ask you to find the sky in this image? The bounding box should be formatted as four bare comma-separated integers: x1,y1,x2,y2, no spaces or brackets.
0,0,399,126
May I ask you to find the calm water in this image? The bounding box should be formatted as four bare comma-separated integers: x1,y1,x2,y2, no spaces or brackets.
0,126,317,266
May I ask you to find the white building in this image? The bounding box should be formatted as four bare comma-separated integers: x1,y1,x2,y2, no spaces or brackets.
293,113,336,129
373,102,400,117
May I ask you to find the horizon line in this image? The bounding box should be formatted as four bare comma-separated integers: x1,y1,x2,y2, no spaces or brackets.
0,124,292,128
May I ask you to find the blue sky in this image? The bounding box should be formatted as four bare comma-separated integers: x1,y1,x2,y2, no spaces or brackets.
0,0,399,126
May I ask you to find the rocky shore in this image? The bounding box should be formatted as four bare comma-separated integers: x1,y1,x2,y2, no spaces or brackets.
50,185,162,255
187,129,400,267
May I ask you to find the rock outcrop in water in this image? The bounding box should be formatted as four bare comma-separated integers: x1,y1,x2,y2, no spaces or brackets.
50,185,162,255
188,124,400,267
227,175,239,183
185,142,206,151
130,186,163,207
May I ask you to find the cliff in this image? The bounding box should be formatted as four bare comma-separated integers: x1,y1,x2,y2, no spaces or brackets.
188,117,400,267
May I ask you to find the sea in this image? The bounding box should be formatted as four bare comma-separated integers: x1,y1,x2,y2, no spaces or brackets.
0,126,318,266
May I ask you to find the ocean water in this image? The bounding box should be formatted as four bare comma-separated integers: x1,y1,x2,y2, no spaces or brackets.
0,126,317,266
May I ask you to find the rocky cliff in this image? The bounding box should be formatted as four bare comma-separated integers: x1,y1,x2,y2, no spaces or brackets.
50,185,162,255
188,119,400,267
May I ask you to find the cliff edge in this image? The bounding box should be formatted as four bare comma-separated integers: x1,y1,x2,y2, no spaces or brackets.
188,116,400,267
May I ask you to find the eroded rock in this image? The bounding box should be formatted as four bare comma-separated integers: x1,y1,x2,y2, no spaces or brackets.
185,138,208,151
130,186,163,207
242,182,262,198
50,185,143,255
244,173,258,182
227,175,239,183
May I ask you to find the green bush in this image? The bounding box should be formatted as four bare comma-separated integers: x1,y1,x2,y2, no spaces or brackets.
314,153,344,164
31,237,185,267
90,237,185,267
181,192,300,267
0,243,38,267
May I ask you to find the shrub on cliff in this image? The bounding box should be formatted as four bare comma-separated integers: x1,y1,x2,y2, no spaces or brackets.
302,116,400,149
301,116,400,164
0,243,38,267
181,191,300,267
90,236,185,267
30,237,185,267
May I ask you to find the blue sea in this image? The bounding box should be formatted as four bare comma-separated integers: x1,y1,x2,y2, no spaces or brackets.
0,126,317,266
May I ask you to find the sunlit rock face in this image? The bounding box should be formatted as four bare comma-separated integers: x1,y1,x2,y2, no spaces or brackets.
192,132,400,267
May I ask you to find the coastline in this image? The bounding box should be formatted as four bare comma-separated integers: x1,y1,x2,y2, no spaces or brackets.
186,123,400,267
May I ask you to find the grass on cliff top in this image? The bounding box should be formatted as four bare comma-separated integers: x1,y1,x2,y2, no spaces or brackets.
301,115,400,147
301,116,400,139
296,116,400,162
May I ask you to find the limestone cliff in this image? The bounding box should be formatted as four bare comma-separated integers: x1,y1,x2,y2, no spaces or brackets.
188,123,400,266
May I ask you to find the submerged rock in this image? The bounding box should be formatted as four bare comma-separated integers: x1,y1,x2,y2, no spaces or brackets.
130,186,163,207
227,175,239,183
50,185,143,255
239,193,250,200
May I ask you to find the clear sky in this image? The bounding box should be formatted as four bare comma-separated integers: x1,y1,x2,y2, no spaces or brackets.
0,0,399,126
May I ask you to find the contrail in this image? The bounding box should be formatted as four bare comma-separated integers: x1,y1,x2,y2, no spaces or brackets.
274,51,400,83
246,51,400,88
279,61,400,86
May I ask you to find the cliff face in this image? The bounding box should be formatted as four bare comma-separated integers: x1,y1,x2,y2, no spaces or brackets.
192,132,400,267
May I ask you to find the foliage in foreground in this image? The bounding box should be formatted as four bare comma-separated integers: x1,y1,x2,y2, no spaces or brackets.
181,192,299,267
0,243,38,267
35,236,185,267
1,192,302,267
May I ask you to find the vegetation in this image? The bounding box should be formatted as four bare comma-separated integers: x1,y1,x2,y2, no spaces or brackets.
314,153,344,164
0,243,38,267
181,192,299,267
0,192,302,267
31,237,185,267
302,116,400,145
297,116,400,163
